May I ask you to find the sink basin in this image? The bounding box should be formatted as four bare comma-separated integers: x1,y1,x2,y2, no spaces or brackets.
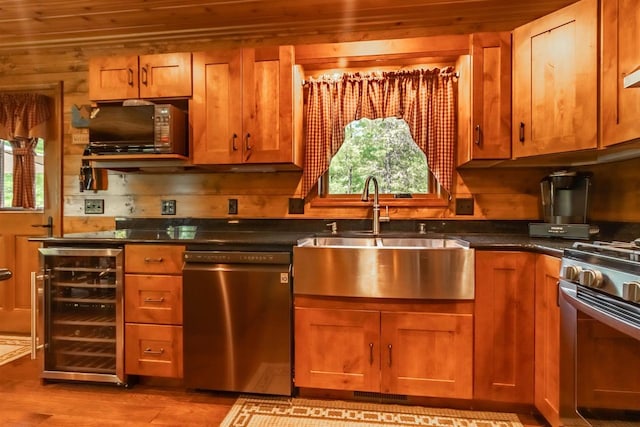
296,236,468,248
293,234,474,300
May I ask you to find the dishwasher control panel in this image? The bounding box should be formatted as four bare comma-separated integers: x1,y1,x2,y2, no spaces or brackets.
184,250,291,265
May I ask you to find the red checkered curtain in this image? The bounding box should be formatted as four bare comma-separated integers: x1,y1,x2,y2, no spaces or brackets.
0,92,51,208
302,68,456,197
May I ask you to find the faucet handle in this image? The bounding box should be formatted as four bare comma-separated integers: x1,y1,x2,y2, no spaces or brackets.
380,205,391,223
418,223,427,234
326,221,338,234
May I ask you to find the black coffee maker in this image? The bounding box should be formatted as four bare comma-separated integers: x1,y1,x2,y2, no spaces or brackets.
529,170,598,239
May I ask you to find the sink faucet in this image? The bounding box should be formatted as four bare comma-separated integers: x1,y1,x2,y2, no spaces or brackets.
361,176,390,235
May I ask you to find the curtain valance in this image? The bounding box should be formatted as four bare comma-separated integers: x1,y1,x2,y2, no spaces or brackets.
302,68,456,197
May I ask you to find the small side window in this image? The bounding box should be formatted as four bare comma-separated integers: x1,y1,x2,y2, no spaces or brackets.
1,138,45,210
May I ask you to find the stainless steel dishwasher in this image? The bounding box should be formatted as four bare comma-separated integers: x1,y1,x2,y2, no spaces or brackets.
182,249,292,396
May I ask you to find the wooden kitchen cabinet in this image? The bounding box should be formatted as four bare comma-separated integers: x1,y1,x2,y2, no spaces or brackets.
190,45,303,167
534,254,561,427
474,251,536,404
601,0,640,147
295,307,380,392
458,32,512,166
89,52,192,101
294,299,473,399
512,0,598,158
124,244,185,378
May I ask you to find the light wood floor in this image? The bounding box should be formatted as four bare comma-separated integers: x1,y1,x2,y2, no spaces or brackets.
0,353,547,426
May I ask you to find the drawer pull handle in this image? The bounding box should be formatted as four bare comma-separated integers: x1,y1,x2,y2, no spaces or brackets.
143,257,164,263
143,348,164,355
144,297,165,303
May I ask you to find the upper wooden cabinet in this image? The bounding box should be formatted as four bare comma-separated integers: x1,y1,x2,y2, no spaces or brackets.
458,32,512,166
474,251,536,404
512,0,598,158
601,0,640,147
190,46,303,167
89,53,192,101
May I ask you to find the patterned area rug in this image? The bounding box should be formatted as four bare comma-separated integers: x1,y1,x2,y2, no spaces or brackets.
0,335,31,366
220,396,525,427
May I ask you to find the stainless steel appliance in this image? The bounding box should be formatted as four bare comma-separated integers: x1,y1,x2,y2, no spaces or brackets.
88,104,187,155
38,247,126,385
182,250,292,396
529,170,598,239
559,240,640,426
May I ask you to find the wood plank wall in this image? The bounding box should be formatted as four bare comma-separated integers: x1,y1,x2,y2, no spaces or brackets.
0,36,634,233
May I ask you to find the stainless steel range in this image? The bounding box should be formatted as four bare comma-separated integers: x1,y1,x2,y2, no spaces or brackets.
559,240,640,427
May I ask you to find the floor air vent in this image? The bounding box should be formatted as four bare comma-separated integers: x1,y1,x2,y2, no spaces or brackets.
353,391,408,403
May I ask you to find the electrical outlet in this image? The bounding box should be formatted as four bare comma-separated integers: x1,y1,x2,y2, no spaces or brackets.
84,199,104,214
161,199,176,215
288,198,305,214
455,197,474,215
228,199,238,215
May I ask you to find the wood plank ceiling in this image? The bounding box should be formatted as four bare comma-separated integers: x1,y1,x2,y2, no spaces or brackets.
0,0,580,50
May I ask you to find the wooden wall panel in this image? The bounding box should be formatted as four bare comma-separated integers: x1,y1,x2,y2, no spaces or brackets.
1,35,635,234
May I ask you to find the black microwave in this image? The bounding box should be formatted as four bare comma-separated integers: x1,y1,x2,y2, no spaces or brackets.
88,104,187,155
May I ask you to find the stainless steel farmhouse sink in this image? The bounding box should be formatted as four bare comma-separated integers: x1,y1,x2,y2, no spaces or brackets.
293,235,474,299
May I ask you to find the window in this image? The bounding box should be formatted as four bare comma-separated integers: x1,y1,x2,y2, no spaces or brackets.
326,117,431,195
0,138,45,209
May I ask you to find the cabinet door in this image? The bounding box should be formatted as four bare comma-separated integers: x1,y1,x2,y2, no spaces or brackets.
601,0,640,147
512,0,597,158
242,46,295,164
474,251,536,404
191,49,243,164
89,56,139,101
138,52,192,98
380,311,473,398
534,255,561,427
294,307,380,392
465,32,511,163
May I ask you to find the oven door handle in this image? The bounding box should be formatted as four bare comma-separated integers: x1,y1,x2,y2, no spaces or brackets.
559,281,640,341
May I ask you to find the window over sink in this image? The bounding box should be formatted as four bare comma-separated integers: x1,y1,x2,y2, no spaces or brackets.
322,117,435,197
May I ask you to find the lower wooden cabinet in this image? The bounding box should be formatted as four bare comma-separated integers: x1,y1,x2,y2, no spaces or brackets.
474,251,536,404
124,244,185,378
294,300,473,399
125,323,183,378
534,255,561,426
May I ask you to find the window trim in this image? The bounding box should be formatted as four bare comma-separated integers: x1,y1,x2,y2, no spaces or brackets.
310,173,449,208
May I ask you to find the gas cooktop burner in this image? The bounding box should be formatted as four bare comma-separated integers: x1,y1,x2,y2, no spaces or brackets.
571,240,640,264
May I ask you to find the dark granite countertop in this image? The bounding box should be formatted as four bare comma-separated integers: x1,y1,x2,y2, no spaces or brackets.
36,226,582,258
33,218,638,256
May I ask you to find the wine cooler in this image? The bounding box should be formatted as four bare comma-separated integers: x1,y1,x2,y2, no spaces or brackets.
38,247,126,385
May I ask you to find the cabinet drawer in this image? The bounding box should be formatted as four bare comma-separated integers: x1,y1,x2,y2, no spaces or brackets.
125,274,182,324
125,244,184,274
125,324,183,378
